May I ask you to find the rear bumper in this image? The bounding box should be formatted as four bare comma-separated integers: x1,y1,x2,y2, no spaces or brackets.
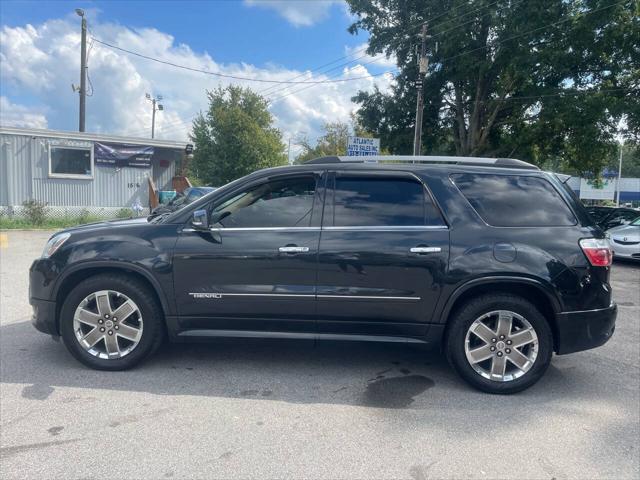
30,296,58,336
555,303,617,355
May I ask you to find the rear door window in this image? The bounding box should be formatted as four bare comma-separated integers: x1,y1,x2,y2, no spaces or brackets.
451,173,577,227
329,175,443,227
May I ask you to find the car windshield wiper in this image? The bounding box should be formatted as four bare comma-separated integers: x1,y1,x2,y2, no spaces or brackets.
149,212,172,224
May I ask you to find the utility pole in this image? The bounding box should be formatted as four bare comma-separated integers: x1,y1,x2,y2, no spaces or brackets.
413,23,428,156
286,131,306,165
76,9,87,132
146,94,164,139
616,144,623,206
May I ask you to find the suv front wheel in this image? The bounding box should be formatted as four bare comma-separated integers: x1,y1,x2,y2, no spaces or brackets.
60,274,164,370
446,293,553,394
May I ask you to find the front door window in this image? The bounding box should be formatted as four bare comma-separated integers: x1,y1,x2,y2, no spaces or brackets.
212,177,316,228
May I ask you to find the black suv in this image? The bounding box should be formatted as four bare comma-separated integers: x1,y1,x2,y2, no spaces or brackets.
29,156,617,394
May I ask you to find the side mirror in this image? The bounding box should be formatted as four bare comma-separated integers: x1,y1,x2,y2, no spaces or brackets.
192,209,208,229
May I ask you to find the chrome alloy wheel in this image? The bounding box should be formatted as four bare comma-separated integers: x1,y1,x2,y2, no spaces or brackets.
464,310,539,382
73,290,143,359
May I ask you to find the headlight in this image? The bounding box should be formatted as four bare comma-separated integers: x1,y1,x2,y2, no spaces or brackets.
42,233,71,258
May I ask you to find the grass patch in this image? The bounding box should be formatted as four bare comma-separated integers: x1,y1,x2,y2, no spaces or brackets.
1,200,140,230
0,215,108,230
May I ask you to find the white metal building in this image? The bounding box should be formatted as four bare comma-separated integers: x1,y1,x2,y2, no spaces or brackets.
0,127,188,217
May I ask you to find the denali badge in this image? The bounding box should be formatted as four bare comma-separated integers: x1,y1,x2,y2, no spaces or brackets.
189,292,223,299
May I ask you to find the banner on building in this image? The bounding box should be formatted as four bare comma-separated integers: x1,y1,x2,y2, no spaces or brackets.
347,136,380,157
94,142,154,168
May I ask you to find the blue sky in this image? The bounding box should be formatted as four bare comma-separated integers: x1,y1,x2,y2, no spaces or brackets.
1,0,361,69
0,0,396,145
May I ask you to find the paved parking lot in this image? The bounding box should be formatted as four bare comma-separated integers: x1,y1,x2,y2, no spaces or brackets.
1,230,639,479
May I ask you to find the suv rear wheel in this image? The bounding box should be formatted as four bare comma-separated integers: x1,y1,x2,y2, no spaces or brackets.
60,274,164,370
446,293,553,394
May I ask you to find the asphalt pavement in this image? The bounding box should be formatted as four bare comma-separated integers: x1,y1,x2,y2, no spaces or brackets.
1,230,638,479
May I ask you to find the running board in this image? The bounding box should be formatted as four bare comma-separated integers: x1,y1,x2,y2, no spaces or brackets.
176,329,428,344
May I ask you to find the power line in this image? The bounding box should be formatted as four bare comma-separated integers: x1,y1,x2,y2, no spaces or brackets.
122,1,629,138
85,37,95,97
125,111,199,138
262,0,522,101
264,1,524,102
268,0,626,105
443,87,632,108
441,0,627,64
91,37,393,84
142,87,632,141
259,0,512,97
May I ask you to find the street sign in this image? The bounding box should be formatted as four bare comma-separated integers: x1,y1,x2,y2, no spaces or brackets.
347,136,380,157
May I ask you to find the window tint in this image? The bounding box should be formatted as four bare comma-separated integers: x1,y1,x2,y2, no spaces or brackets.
50,147,92,176
185,190,204,204
213,177,316,228
451,174,576,227
331,176,442,227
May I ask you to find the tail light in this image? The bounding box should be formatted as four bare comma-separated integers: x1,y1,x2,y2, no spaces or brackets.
579,238,612,267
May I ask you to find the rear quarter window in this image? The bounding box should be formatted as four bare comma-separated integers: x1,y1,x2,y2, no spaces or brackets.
450,173,577,227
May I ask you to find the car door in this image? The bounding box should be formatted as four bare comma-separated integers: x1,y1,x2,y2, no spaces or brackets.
172,172,325,335
316,170,450,339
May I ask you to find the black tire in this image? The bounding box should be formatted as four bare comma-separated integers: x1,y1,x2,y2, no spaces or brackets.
60,273,165,370
445,293,553,394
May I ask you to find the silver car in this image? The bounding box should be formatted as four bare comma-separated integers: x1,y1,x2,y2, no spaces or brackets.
607,216,640,261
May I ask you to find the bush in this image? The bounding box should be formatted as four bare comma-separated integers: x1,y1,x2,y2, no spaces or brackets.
22,199,47,226
77,208,91,224
116,208,132,219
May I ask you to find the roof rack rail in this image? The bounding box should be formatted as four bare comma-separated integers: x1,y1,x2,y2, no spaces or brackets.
305,155,539,170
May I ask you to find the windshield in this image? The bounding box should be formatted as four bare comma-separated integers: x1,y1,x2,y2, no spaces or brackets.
170,194,188,207
157,181,235,223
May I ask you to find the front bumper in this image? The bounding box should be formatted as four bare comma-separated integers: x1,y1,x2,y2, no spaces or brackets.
611,239,640,259
555,303,617,355
30,296,58,336
29,257,60,336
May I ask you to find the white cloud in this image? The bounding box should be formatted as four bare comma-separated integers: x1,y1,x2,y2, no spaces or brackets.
0,96,48,128
0,15,393,145
344,42,397,69
243,0,342,27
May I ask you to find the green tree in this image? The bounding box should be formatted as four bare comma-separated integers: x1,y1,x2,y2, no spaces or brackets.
347,0,638,174
605,142,640,177
190,86,287,185
295,121,351,163
295,119,390,163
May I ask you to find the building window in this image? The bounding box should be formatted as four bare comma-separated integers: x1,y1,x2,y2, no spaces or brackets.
49,145,93,178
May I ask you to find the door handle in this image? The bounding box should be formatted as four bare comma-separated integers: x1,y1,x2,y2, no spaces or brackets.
279,246,310,253
410,246,442,254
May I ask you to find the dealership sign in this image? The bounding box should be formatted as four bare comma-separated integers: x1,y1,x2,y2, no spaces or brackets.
579,178,616,200
94,142,154,168
347,136,380,157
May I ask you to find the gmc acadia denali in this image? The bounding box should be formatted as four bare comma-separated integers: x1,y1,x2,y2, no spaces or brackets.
29,156,617,394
